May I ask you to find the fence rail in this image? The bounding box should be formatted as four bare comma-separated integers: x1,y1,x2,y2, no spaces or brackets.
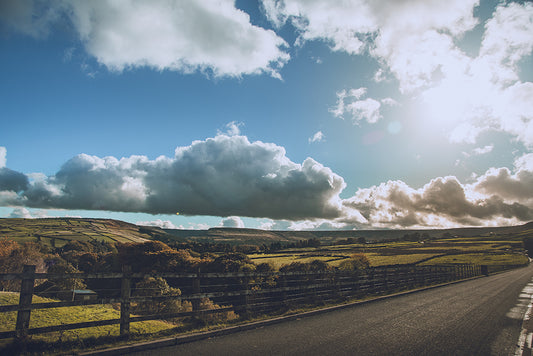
0,263,522,343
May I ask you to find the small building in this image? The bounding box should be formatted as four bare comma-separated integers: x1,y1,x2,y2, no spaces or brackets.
35,281,97,301
72,289,98,302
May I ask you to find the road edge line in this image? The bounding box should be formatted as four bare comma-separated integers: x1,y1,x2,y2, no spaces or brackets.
515,279,533,356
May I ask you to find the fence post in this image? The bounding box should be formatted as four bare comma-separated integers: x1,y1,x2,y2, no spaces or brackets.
352,270,360,298
241,274,250,319
15,265,36,342
191,268,201,314
120,265,131,337
369,269,375,294
333,271,341,299
280,273,287,306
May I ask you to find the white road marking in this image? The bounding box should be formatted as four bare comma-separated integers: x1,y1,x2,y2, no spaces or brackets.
515,280,533,356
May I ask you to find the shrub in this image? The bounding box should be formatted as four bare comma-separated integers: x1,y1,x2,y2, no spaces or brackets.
279,261,309,273
116,242,199,273
198,298,238,323
46,257,87,293
132,277,183,316
204,252,256,273
338,253,370,271
308,259,332,272
0,239,48,291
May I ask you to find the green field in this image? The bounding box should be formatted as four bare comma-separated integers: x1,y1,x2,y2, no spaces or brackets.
0,292,175,341
0,218,158,247
249,235,529,269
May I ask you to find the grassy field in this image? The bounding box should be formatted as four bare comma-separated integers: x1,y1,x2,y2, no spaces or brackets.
0,292,175,341
0,218,157,247
0,291,179,354
249,234,530,269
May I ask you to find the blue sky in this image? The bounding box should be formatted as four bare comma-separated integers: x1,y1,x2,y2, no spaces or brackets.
1,0,532,230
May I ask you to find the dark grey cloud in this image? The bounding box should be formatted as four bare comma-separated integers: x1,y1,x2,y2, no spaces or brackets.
4,135,347,220
0,168,29,192
474,168,533,203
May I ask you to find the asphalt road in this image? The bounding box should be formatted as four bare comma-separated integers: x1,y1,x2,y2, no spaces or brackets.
131,265,533,356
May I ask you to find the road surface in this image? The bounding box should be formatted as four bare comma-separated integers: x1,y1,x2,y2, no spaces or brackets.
131,265,533,356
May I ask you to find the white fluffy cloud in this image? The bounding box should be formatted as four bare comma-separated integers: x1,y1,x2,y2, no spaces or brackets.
218,121,243,136
2,135,347,220
264,1,533,147
308,131,324,143
136,219,183,230
339,153,533,228
1,0,290,78
8,207,34,219
331,88,392,124
0,147,6,168
406,3,532,146
220,216,245,228
341,178,532,229
473,145,494,156
7,207,48,219
262,0,478,91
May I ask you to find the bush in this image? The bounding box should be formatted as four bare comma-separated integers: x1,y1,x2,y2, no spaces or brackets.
132,277,183,316
251,262,276,290
338,253,370,271
204,252,256,273
46,257,87,294
192,298,238,325
0,239,48,291
117,242,200,273
279,261,309,273
308,259,332,272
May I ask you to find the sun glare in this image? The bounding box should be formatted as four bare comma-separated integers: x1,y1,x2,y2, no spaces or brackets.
415,67,495,141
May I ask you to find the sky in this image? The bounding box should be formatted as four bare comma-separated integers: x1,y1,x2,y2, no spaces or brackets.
0,0,532,231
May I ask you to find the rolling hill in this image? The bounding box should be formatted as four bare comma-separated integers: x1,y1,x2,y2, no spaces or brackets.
163,221,533,245
1,217,532,247
0,218,173,247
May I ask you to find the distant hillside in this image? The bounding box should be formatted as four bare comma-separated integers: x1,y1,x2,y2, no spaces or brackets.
0,218,175,247
2,218,532,248
163,221,533,245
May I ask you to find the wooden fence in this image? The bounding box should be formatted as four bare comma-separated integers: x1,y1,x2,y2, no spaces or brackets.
0,263,512,343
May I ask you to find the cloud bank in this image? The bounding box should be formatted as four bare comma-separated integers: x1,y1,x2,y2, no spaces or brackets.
343,174,533,229
1,135,346,220
2,139,533,229
0,0,289,78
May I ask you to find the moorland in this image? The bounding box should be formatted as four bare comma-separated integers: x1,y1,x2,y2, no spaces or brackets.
0,217,532,353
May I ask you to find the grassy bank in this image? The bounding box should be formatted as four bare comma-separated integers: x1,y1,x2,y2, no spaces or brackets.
0,292,176,354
